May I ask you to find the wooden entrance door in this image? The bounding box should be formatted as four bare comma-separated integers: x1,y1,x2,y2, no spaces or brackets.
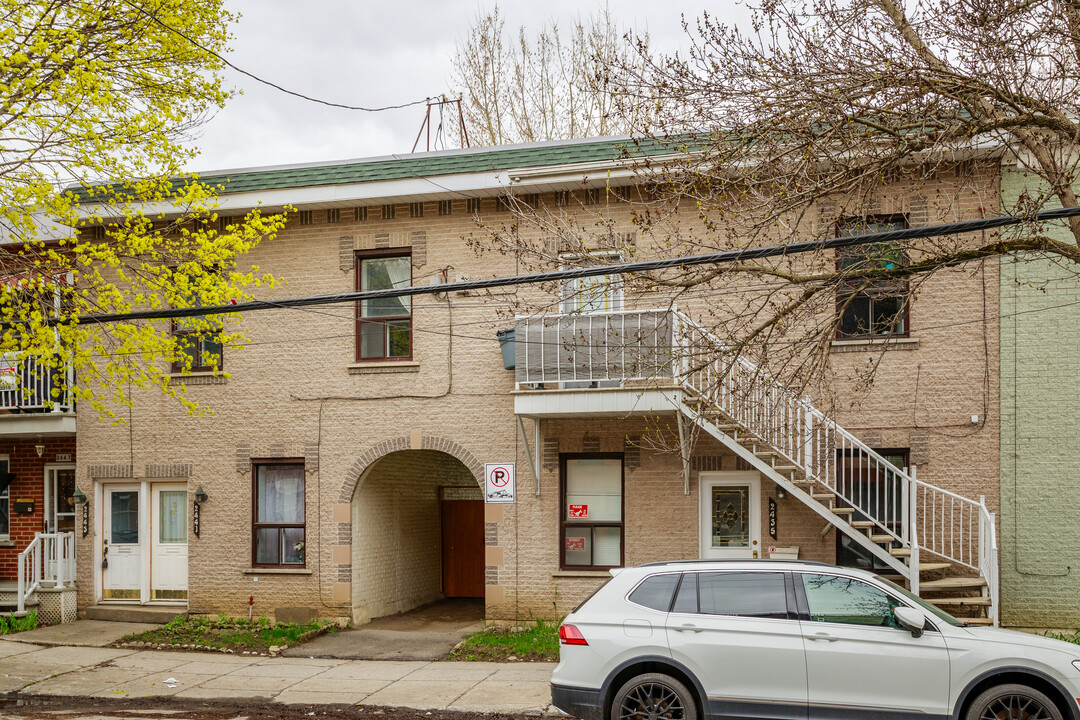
441,499,484,597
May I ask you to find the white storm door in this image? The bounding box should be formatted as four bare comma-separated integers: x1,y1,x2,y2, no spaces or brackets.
102,485,142,600
150,484,188,601
700,472,761,559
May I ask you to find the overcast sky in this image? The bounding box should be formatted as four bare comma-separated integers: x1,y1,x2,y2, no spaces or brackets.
185,1,748,173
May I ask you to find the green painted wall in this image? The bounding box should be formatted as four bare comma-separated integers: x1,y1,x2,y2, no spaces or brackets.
1000,167,1080,628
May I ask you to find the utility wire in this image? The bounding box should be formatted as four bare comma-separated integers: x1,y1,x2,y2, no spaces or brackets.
121,0,432,113
11,205,1080,329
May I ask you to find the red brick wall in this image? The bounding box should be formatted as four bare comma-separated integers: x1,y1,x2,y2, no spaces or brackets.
0,438,76,581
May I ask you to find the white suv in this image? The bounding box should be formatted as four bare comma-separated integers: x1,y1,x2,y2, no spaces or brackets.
551,560,1080,720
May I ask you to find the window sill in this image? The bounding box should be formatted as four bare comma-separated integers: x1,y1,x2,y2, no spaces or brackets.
168,372,227,386
830,337,919,353
552,570,615,578
242,568,312,575
348,361,420,375
0,540,14,548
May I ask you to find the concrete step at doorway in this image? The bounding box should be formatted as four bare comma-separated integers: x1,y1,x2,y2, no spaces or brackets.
86,604,186,624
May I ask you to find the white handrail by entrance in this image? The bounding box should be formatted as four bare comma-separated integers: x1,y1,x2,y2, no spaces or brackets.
16,531,75,613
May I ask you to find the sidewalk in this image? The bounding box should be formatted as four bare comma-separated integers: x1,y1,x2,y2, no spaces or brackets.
0,635,558,713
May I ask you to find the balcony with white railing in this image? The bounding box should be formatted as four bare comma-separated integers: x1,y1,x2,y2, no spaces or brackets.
0,354,76,436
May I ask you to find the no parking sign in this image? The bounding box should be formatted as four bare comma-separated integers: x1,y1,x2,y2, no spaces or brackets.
484,463,516,503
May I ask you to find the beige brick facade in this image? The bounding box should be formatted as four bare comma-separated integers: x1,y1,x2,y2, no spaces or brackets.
74,152,1006,625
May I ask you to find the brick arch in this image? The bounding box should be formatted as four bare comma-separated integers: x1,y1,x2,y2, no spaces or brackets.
337,434,484,504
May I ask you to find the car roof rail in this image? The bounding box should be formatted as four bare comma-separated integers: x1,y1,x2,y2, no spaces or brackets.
636,558,836,568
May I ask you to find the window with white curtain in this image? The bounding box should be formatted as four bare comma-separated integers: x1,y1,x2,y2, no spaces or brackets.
356,250,412,360
561,455,623,569
252,462,305,567
560,251,623,314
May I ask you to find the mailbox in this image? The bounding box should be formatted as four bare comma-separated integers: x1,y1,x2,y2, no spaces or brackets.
13,498,34,514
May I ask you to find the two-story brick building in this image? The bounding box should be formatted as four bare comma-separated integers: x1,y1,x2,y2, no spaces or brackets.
71,136,1005,628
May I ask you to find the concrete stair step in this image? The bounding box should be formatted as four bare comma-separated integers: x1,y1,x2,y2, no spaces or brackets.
753,450,777,458
811,492,834,501
850,520,876,529
773,465,798,473
919,577,988,591
870,534,896,543
86,604,186,624
891,548,912,557
917,562,953,573
926,596,992,607
831,507,856,515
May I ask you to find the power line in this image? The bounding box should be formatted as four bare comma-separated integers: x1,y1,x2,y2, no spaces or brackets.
121,0,432,113
20,205,1078,329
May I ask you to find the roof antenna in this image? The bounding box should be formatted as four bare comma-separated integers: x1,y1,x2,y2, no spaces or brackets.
412,96,470,153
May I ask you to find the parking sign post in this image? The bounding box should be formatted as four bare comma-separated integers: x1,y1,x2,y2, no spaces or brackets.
485,463,516,503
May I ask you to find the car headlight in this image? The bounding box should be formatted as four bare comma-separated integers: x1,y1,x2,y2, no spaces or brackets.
1071,660,1080,672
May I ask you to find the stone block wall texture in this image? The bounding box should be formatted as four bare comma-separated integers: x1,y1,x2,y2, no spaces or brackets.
999,168,1080,628
73,168,1004,624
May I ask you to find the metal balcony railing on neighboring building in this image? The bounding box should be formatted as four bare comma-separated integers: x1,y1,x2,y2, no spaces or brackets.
0,355,74,413
511,307,999,625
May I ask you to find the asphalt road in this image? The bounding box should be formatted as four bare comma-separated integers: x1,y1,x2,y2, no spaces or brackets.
1,695,539,720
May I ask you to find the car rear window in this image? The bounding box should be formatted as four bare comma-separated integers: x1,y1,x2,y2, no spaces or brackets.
628,573,680,611
671,571,790,619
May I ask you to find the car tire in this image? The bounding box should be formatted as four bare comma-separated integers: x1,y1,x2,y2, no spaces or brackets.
611,672,697,720
965,683,1063,720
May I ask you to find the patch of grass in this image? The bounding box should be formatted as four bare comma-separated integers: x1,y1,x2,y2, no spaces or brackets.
0,611,37,635
116,613,336,654
448,619,559,662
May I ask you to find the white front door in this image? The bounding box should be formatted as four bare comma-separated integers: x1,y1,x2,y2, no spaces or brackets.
102,484,142,600
151,484,188,601
700,472,761,559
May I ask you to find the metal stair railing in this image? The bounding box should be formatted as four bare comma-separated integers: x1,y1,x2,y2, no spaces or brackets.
16,531,75,613
672,309,995,582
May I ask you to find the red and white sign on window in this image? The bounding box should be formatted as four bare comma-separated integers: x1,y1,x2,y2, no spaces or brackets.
565,537,586,552
568,504,589,518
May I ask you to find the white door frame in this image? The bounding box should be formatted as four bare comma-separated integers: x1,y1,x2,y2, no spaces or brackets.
698,471,761,559
94,479,189,605
43,463,77,532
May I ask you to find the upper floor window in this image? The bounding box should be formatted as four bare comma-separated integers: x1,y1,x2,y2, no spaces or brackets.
171,275,223,373
560,251,622,314
356,250,412,361
836,216,908,339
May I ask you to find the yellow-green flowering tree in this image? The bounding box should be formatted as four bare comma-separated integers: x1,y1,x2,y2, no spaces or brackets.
0,0,287,418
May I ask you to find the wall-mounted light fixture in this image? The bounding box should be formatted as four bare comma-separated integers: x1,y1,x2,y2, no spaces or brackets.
34,442,45,458
71,487,87,505
776,486,788,501
194,486,209,503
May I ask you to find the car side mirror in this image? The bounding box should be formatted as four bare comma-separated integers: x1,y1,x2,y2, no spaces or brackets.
893,606,928,638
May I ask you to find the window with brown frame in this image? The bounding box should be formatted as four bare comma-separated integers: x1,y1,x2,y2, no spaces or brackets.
355,249,412,361
170,275,223,373
836,215,909,339
252,460,305,567
560,454,624,570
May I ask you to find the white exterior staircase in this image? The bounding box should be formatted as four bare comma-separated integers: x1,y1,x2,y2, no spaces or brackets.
514,308,1000,625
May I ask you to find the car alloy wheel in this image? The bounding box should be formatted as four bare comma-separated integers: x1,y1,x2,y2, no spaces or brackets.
967,683,1062,720
612,673,697,720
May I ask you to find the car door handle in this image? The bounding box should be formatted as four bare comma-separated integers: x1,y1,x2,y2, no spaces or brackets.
808,632,838,642
674,624,703,633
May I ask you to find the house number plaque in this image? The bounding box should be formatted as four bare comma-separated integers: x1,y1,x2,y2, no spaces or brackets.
81,503,89,538
193,502,200,538
768,497,777,539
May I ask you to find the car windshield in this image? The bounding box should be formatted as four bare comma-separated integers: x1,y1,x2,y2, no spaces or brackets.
874,575,967,627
